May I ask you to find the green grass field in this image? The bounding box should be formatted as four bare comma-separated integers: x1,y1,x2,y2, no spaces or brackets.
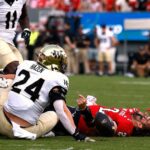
1,75,150,150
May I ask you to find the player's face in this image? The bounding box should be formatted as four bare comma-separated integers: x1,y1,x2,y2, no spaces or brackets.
133,114,150,130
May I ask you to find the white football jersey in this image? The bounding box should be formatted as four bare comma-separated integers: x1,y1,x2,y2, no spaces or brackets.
4,60,69,124
97,29,113,51
0,0,26,45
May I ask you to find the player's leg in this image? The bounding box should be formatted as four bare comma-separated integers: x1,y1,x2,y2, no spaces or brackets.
105,50,112,74
98,51,104,75
25,111,58,138
0,107,14,138
0,40,23,106
0,39,22,73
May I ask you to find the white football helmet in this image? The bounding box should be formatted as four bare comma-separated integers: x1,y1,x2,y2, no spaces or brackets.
37,44,67,73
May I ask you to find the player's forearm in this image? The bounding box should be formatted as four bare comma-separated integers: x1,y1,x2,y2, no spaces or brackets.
80,107,95,127
19,4,30,29
53,100,76,135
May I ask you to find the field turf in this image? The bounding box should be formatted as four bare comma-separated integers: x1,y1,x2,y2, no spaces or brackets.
0,75,150,150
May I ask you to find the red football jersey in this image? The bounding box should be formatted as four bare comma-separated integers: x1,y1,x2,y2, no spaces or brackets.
78,105,134,136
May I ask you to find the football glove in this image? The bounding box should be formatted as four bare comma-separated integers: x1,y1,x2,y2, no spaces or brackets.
21,28,31,46
72,129,95,142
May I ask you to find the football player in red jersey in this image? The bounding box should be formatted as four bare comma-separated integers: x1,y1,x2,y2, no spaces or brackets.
50,95,150,137
76,95,150,137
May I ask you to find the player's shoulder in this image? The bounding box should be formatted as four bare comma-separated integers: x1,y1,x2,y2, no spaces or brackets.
49,71,69,90
17,60,36,70
20,60,35,66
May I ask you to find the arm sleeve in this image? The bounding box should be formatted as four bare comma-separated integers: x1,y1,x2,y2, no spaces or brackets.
53,100,76,135
80,107,95,127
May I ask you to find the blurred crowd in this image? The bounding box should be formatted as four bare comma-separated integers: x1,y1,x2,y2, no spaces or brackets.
13,0,150,77
127,44,150,77
27,0,150,12
14,20,150,77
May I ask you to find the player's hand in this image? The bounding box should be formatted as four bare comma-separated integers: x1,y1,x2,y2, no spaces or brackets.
72,129,95,142
0,77,8,88
21,28,31,46
77,95,87,110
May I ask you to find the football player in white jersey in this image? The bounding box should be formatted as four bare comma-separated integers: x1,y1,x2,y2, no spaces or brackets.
96,25,118,75
0,0,31,108
0,0,31,74
0,44,94,141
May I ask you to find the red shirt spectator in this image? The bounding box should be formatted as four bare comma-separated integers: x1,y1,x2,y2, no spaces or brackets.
37,0,47,8
146,0,150,11
104,0,116,11
71,0,81,11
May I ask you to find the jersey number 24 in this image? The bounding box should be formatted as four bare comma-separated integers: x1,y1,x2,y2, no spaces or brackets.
12,69,44,101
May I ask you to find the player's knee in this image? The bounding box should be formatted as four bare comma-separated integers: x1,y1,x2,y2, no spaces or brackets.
3,61,19,74
95,112,116,137
39,111,58,129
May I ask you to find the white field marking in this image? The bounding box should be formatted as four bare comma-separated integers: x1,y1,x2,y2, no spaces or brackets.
63,147,74,150
120,81,150,85
102,91,144,98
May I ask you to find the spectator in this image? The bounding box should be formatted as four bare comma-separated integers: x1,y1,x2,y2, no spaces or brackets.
88,27,98,74
34,25,49,60
75,26,90,74
64,22,78,75
37,0,47,8
89,0,103,12
146,0,150,11
103,0,116,11
71,0,81,11
95,25,118,75
115,0,132,12
47,25,61,45
136,0,147,11
131,46,150,77
109,27,119,74
27,24,39,60
27,0,38,8
78,0,91,12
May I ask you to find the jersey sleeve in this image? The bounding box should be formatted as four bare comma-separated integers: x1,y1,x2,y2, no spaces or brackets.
48,73,69,105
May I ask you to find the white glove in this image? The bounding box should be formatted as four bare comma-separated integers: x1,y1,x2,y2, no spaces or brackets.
0,77,9,88
84,137,96,142
86,95,97,106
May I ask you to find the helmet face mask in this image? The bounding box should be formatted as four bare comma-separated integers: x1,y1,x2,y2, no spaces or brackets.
37,44,67,73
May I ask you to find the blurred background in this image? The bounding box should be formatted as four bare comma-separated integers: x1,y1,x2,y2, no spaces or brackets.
15,0,150,77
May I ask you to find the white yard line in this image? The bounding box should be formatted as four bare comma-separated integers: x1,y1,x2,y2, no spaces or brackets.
120,81,150,85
